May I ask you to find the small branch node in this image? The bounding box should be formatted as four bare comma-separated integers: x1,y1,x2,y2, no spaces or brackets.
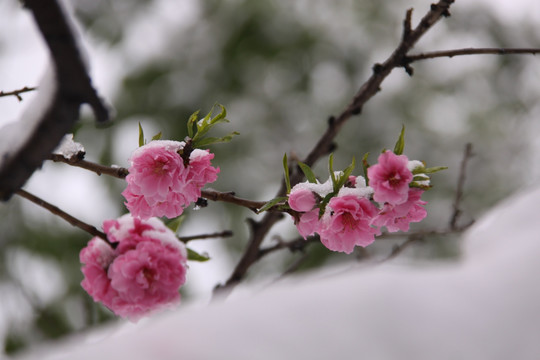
404,64,414,76
372,63,384,74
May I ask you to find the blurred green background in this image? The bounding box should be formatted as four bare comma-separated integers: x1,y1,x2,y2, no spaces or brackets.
1,0,539,355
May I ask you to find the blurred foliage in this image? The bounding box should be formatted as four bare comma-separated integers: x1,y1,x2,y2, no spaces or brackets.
1,0,540,355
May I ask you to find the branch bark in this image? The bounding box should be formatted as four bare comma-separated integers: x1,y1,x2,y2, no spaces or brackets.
406,47,540,63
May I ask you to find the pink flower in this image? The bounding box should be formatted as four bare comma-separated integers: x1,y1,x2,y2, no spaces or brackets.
295,209,320,239
319,195,379,254
187,149,220,189
80,214,188,321
368,150,413,205
372,189,427,232
108,240,187,319
80,238,117,303
288,187,317,212
126,141,186,200
123,141,219,219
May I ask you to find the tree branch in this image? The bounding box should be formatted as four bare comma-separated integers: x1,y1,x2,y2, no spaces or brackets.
405,47,540,63
258,236,317,260
200,189,266,213
450,143,474,230
0,86,37,101
214,0,456,298
301,0,455,169
48,154,129,178
15,189,108,241
179,230,233,243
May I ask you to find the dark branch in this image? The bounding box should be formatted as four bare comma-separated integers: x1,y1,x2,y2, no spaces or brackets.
200,189,266,213
258,236,317,259
301,0,455,170
0,0,110,200
48,154,129,178
450,143,474,230
179,230,233,243
405,47,540,63
15,189,108,241
0,86,37,101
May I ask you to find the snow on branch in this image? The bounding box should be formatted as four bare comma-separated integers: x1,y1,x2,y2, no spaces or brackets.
0,0,110,200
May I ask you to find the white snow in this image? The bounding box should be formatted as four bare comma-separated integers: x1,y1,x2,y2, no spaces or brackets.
14,184,540,360
407,160,424,172
0,65,56,171
52,134,85,160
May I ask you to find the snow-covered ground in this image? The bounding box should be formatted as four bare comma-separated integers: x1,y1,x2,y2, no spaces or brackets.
13,183,540,359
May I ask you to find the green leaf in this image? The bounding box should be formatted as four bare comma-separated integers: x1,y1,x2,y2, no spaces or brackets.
318,192,335,218
393,125,405,155
423,166,448,174
258,196,288,213
329,154,338,192
283,154,291,194
187,110,200,138
192,104,229,143
138,122,145,147
187,248,210,262
298,161,317,184
193,131,239,148
151,131,162,141
166,215,186,233
413,174,430,182
410,183,431,190
335,157,355,190
362,152,370,184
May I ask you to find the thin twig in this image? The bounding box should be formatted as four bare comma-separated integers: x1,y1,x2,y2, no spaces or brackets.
179,230,233,243
450,143,474,230
406,47,540,63
200,189,266,213
258,236,317,259
15,189,108,241
0,86,37,101
48,154,129,178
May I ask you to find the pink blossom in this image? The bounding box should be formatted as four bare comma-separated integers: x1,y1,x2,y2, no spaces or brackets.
295,209,320,239
372,189,427,232
289,187,317,212
80,214,188,321
319,195,379,254
127,141,186,200
108,240,187,319
368,150,413,205
187,149,220,189
80,238,117,303
123,141,219,219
